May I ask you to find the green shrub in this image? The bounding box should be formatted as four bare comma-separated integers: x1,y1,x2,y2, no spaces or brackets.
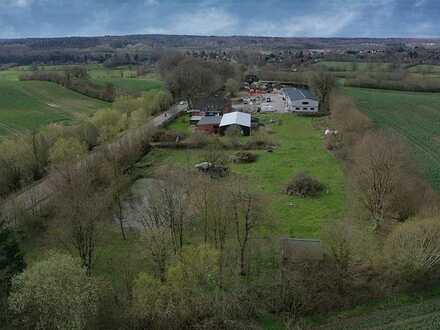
286,173,325,197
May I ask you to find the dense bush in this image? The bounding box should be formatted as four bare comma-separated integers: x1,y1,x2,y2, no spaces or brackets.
8,253,101,330
151,129,184,143
383,218,440,283
286,173,325,197
186,131,210,148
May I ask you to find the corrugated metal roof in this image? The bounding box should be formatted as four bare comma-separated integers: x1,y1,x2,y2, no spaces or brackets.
220,112,251,128
197,115,222,126
283,87,318,101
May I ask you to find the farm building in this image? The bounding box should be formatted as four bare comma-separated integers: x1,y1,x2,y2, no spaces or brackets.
219,111,251,136
189,96,232,118
196,115,222,134
282,87,319,113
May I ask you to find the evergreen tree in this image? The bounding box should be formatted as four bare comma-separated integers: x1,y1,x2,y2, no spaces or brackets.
0,221,26,291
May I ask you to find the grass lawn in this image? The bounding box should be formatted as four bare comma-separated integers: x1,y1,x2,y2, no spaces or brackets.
343,87,440,191
0,80,109,135
139,113,345,238
164,114,192,135
309,285,440,329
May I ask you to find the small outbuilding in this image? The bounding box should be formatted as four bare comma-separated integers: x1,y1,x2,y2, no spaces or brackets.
281,238,324,263
219,111,251,136
197,115,222,134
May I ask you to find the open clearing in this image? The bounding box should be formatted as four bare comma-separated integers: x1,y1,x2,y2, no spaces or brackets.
0,80,108,135
137,113,345,238
344,87,440,191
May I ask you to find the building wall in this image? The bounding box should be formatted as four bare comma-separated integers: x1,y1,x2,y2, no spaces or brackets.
224,101,232,113
220,124,250,136
197,124,219,134
283,92,319,112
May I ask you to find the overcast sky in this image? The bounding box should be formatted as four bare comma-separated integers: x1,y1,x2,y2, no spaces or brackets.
0,0,439,39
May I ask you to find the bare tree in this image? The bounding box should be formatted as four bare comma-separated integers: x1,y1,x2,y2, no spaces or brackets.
133,184,178,282
131,168,191,281
350,131,410,231
191,174,214,244
230,179,262,276
51,163,113,276
310,71,336,114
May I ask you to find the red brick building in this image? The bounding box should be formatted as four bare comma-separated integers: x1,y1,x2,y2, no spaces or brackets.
196,115,222,134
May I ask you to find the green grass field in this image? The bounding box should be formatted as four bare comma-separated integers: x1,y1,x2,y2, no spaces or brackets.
92,77,164,93
408,64,440,74
311,286,440,330
0,64,164,135
344,87,440,191
0,80,108,135
88,67,164,93
139,113,345,238
316,61,394,72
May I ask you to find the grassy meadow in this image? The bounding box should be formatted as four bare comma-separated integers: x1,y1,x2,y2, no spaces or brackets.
139,113,345,238
316,60,394,72
344,87,440,191
0,64,164,135
0,80,109,135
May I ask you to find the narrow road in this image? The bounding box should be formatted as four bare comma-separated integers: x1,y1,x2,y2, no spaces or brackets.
1,103,187,221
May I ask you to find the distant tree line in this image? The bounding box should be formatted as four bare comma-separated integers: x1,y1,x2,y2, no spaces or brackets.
345,73,440,92
158,52,245,104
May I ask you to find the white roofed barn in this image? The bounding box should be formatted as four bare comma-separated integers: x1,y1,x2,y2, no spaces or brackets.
219,111,251,136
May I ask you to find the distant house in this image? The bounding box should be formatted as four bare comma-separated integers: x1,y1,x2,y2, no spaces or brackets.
219,111,251,136
197,115,222,134
282,87,319,113
189,96,232,118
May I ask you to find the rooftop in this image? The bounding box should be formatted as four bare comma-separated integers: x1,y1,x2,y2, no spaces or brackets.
220,111,251,128
197,115,222,126
192,95,229,112
283,87,318,101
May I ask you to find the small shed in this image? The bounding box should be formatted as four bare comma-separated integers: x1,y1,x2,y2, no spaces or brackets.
219,111,251,136
197,115,222,134
281,238,324,263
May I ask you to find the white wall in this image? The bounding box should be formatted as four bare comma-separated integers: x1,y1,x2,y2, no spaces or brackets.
287,98,319,112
